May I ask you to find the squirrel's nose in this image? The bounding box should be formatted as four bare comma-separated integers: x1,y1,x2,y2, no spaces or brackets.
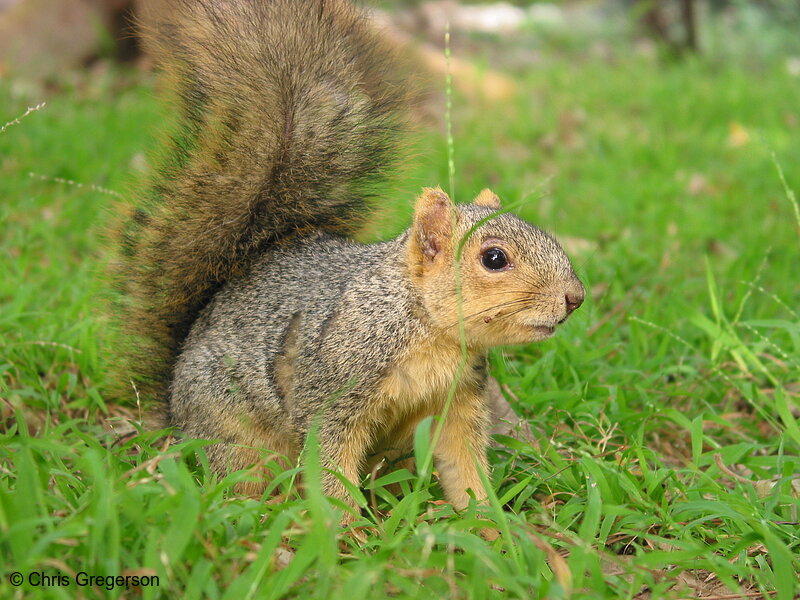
565,290,584,315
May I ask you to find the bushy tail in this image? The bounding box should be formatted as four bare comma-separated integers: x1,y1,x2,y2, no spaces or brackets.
113,0,407,405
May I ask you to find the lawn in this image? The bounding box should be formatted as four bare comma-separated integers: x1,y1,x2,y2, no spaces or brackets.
1,15,799,600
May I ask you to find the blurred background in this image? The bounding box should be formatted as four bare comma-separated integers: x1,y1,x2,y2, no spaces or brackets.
2,1,800,80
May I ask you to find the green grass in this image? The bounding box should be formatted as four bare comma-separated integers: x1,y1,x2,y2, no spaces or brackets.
2,38,800,599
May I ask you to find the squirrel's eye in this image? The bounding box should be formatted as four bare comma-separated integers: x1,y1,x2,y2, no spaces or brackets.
481,247,509,271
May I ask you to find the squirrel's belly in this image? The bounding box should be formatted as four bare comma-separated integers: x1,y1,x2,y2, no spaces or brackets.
368,339,487,467
377,335,484,409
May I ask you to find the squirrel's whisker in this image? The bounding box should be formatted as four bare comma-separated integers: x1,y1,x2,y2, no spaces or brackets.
506,270,548,290
447,298,535,328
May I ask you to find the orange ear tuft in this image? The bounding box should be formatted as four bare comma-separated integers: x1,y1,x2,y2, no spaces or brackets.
473,189,501,210
411,187,455,261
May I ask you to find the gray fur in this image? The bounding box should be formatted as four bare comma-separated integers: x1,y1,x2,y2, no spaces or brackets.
122,0,586,518
171,231,421,440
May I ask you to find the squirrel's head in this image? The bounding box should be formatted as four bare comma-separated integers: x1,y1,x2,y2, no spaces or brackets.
407,187,585,348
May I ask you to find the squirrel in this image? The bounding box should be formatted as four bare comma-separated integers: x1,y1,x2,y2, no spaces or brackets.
115,0,585,524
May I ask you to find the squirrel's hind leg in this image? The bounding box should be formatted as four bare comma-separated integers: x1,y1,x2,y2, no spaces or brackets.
174,397,301,497
207,434,302,498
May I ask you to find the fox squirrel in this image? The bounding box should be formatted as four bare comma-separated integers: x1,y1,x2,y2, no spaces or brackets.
116,0,584,524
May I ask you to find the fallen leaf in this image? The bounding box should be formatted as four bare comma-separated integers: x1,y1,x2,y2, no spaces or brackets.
728,121,750,148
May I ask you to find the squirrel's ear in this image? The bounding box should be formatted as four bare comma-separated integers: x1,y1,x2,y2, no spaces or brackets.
473,188,501,210
412,187,455,261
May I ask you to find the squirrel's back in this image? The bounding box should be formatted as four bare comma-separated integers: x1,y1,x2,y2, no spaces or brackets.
170,232,417,433
115,0,407,403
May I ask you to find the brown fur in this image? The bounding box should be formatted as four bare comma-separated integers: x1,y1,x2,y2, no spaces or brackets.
114,1,585,528
165,186,582,523
111,0,407,404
